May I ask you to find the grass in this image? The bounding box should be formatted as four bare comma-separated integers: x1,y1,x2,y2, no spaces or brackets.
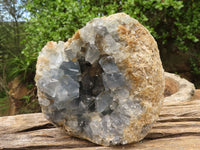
0,91,9,116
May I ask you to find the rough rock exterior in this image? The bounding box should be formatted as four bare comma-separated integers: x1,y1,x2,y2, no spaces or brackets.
164,72,195,104
35,13,165,146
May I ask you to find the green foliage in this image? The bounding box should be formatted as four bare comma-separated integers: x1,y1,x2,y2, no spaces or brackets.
122,0,200,51
0,0,28,83
18,92,40,114
190,58,200,75
0,0,30,115
22,94,32,105
21,0,200,79
0,91,9,116
23,0,122,54
5,0,200,81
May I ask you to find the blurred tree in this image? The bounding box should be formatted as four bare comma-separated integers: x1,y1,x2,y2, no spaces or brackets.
0,0,27,54
0,0,27,92
0,0,29,116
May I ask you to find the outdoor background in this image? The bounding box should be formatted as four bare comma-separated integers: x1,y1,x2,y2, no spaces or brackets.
0,0,199,116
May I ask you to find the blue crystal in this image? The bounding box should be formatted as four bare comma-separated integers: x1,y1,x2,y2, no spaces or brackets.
96,91,113,113
99,56,119,74
59,60,81,81
102,73,125,90
85,44,100,64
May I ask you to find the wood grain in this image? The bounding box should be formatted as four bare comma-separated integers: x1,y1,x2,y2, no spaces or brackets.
0,97,200,149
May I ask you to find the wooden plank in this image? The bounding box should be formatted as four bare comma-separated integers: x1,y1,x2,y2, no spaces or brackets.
0,98,200,149
0,128,96,149
0,113,49,134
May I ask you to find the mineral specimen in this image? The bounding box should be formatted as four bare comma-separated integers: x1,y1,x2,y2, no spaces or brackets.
35,13,165,146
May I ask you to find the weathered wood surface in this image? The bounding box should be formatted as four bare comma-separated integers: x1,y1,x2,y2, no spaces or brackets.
0,91,200,149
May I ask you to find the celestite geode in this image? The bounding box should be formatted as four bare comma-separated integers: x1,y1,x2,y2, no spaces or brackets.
35,13,165,146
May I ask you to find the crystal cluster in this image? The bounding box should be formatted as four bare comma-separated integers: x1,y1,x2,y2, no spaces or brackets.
35,13,165,146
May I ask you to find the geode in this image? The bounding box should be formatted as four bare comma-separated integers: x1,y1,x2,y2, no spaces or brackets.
35,13,165,146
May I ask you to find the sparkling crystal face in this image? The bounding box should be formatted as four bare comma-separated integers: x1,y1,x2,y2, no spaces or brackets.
37,22,133,144
38,43,129,116
36,13,164,146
